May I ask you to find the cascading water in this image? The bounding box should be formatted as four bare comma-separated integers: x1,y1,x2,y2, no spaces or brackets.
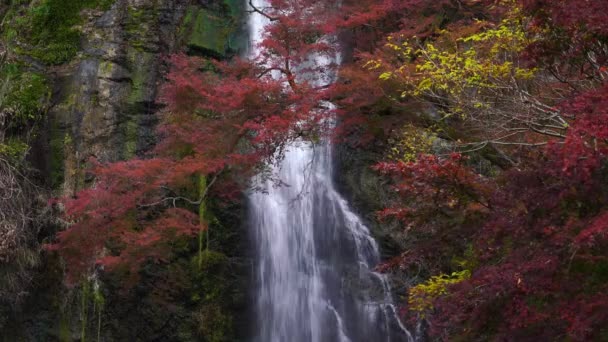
248,1,413,341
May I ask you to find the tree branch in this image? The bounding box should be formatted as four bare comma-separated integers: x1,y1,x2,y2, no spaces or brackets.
247,0,278,21
138,171,222,209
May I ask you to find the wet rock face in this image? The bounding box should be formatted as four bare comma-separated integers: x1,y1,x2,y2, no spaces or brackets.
0,1,249,340
334,142,409,259
42,0,190,194
37,0,248,194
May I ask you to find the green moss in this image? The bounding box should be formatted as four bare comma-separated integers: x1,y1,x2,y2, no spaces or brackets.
191,250,229,303
49,122,67,190
121,48,156,158
0,67,51,128
196,250,228,275
181,7,233,58
125,5,160,52
178,7,195,39
194,304,233,342
58,315,71,342
123,119,138,158
127,49,154,104
68,278,106,342
80,280,90,342
190,250,234,341
5,0,116,65
98,60,115,76
126,6,146,23
223,0,244,21
92,284,104,342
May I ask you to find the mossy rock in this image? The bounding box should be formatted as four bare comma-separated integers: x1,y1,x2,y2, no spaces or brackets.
6,0,116,65
195,250,229,274
0,67,51,129
181,6,235,58
223,0,244,19
193,303,233,342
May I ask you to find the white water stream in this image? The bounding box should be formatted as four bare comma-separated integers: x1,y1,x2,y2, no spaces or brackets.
248,1,413,341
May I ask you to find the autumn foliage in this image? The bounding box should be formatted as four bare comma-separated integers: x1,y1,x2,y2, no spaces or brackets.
366,0,608,340
45,0,342,285
45,0,608,339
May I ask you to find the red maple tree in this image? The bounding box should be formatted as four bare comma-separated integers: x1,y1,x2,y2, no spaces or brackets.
46,0,349,285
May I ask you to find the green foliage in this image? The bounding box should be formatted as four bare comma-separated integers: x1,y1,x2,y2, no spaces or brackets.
0,139,29,162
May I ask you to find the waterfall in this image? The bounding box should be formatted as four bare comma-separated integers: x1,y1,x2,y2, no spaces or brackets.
248,1,413,341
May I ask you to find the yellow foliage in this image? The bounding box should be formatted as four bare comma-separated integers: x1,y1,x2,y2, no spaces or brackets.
408,270,471,316
388,124,436,162
372,3,536,115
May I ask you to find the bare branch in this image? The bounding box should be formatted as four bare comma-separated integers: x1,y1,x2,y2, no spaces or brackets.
137,171,222,209
247,0,279,21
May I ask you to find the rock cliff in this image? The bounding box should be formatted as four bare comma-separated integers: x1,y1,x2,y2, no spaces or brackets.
0,1,249,340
